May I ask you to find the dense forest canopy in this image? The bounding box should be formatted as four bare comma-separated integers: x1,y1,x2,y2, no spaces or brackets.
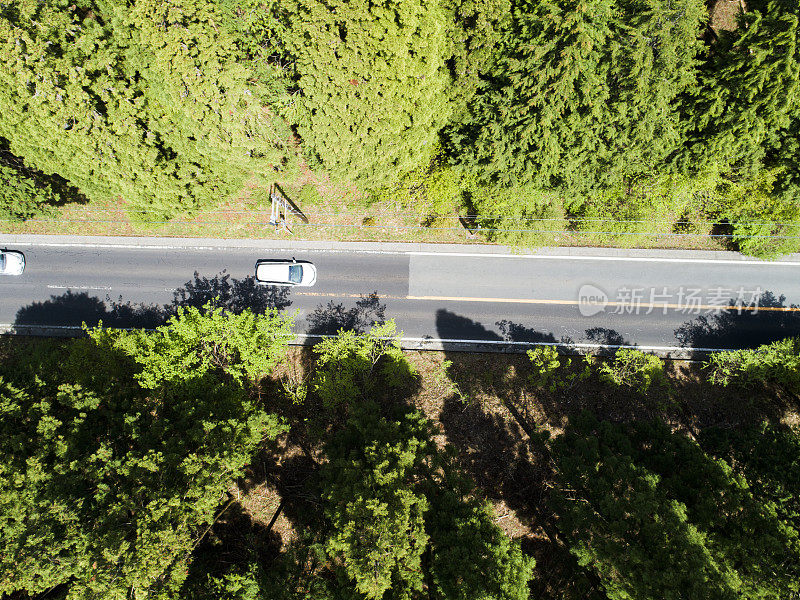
1,0,799,254
2,307,800,599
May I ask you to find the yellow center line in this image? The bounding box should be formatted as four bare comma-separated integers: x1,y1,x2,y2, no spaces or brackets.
293,291,800,312
409,295,800,311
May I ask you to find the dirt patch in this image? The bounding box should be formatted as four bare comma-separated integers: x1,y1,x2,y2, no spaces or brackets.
710,0,746,34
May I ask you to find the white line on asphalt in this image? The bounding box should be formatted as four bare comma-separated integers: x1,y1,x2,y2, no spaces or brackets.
409,252,800,266
0,324,722,353
293,334,720,352
6,240,800,265
47,285,112,291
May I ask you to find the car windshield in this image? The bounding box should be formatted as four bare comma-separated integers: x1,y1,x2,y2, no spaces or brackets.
288,264,303,284
0,255,5,270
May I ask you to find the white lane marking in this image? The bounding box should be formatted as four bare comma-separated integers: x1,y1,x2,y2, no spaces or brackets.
406,295,800,312
47,285,112,291
45,285,176,292
410,252,800,266
0,324,726,353
5,240,800,265
3,242,406,254
292,334,721,352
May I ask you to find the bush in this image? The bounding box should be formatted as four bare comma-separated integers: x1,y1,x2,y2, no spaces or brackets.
710,168,800,259
566,172,714,247
597,349,668,394
0,164,57,222
297,184,322,207
706,337,800,393
526,346,590,392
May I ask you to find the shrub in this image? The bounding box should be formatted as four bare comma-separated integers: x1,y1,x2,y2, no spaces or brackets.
707,337,800,393
297,184,322,207
597,349,668,394
526,346,591,392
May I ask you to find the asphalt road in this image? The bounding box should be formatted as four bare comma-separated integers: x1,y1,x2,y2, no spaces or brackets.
3,236,800,356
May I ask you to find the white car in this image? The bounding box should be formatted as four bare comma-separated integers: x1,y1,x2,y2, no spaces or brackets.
0,249,25,276
255,258,317,287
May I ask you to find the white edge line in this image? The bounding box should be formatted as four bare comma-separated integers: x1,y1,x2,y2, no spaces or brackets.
4,241,799,265
0,324,724,352
294,334,721,353
409,252,800,266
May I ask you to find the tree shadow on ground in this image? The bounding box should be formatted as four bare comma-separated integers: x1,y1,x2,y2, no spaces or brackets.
496,319,564,344
235,302,425,541
434,309,644,423
669,360,797,433
675,290,800,352
173,270,292,314
1,136,90,213
13,270,292,331
13,290,166,330
434,308,800,600
304,292,385,336
585,326,631,347
435,310,603,600
186,500,284,585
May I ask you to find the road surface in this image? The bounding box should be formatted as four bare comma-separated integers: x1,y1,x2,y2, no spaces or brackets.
3,236,800,356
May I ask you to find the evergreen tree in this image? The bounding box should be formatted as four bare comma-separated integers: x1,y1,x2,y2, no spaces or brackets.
312,320,414,408
424,449,535,600
0,140,62,221
445,0,513,118
551,412,800,600
706,337,800,393
314,325,533,599
278,0,455,189
0,0,294,219
0,305,292,598
682,0,800,174
322,404,434,599
447,0,706,192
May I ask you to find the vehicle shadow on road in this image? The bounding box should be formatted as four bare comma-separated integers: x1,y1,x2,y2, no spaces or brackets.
675,290,800,353
13,270,292,332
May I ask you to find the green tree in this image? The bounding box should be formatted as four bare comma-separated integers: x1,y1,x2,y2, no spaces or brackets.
551,412,800,600
278,0,454,189
424,448,535,600
322,404,434,599
700,422,800,545
0,137,84,221
526,346,591,393
597,348,668,394
706,337,800,394
682,0,800,175
0,304,292,598
321,402,534,600
445,0,512,118
312,320,415,408
0,0,294,219
95,303,294,389
448,0,706,192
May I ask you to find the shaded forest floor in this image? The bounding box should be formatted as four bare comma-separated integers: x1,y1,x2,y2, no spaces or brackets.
226,348,799,600
2,334,796,599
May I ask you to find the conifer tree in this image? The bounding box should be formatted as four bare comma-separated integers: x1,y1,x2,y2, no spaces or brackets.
447,0,706,192
0,0,294,219
551,412,800,600
279,0,455,189
682,0,800,174
0,305,293,598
